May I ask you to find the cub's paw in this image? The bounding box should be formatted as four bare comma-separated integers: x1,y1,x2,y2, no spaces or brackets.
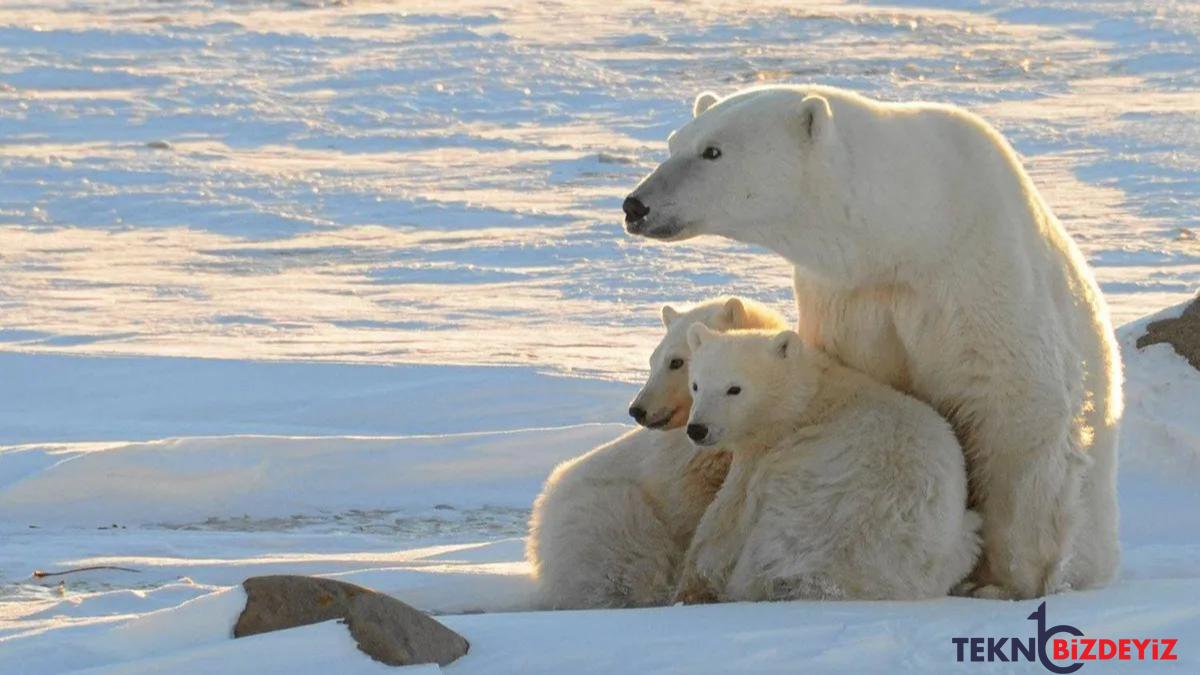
673,587,718,605
770,574,844,601
951,580,978,597
672,577,718,605
970,583,1017,600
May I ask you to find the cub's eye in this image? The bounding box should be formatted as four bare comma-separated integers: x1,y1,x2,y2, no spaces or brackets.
726,386,741,396
701,146,722,160
691,382,698,392
668,358,685,370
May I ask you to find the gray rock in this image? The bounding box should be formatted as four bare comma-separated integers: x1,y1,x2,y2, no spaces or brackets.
1137,293,1200,371
234,575,468,667
235,575,365,636
345,591,470,667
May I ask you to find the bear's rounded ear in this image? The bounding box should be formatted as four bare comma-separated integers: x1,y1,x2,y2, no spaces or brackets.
693,91,720,118
687,322,715,352
797,94,833,144
722,297,747,327
661,305,680,327
771,330,802,359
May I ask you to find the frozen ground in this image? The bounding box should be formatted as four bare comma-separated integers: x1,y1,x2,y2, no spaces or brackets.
1,314,1198,673
1,0,1198,673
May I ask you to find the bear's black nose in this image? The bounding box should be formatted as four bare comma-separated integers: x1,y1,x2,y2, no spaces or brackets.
686,423,708,442
628,405,646,424
623,196,650,224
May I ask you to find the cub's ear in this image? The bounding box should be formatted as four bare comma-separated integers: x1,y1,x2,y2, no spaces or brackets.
693,91,720,118
687,322,716,352
661,305,680,327
771,330,802,359
797,94,833,143
722,297,747,327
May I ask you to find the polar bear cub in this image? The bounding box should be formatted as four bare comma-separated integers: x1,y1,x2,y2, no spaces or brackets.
527,298,786,609
629,297,789,430
675,325,980,603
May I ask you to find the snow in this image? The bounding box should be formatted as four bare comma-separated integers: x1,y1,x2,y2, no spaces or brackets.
1117,307,1200,481
3,0,1198,381
1,0,1199,672
2,326,1198,673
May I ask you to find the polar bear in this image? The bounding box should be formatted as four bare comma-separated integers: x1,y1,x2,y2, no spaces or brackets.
624,85,1122,599
527,297,787,609
629,296,790,429
674,325,980,603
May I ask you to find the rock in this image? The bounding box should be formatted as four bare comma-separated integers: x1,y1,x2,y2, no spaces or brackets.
145,140,172,150
1137,293,1200,370
235,575,366,636
234,575,468,667
597,151,636,165
345,591,470,667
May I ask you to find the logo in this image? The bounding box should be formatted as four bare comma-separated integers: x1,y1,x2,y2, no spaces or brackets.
952,602,1178,672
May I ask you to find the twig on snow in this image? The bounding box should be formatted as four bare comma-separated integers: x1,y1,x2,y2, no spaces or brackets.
33,565,141,578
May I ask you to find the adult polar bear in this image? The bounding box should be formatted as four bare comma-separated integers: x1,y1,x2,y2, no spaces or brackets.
622,85,1122,599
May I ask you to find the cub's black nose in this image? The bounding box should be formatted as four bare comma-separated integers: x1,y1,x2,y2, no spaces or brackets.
628,405,646,424
686,423,708,442
623,196,650,223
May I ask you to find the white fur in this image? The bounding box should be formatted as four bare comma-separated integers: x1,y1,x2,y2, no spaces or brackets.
631,296,789,430
675,327,980,603
628,85,1122,598
527,298,786,609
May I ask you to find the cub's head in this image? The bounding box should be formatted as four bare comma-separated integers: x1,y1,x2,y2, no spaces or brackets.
623,86,842,252
629,297,786,430
684,325,816,448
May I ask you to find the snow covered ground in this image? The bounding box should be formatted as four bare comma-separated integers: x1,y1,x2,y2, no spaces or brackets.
3,324,1199,673
1,0,1198,673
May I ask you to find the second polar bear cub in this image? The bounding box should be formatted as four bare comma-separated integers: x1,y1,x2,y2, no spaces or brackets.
527,297,786,609
675,326,980,603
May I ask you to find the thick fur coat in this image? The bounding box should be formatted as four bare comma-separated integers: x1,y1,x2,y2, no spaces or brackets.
675,327,980,602
527,298,786,608
626,85,1122,598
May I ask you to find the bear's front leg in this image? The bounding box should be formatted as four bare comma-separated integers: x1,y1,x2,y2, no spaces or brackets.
672,563,719,605
672,498,742,604
967,398,1088,599
672,518,728,605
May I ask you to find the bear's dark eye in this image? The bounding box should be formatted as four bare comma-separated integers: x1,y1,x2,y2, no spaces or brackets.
668,358,685,370
726,385,741,396
691,382,698,392
701,146,721,160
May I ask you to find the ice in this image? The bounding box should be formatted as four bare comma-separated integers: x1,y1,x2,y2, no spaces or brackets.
3,1,1193,380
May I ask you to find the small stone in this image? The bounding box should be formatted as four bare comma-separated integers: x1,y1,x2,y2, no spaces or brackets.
597,152,636,165
146,140,172,150
234,575,468,667
1136,294,1200,371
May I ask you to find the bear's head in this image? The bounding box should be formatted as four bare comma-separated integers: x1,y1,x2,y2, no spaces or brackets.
684,325,818,448
624,86,852,276
629,297,787,430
